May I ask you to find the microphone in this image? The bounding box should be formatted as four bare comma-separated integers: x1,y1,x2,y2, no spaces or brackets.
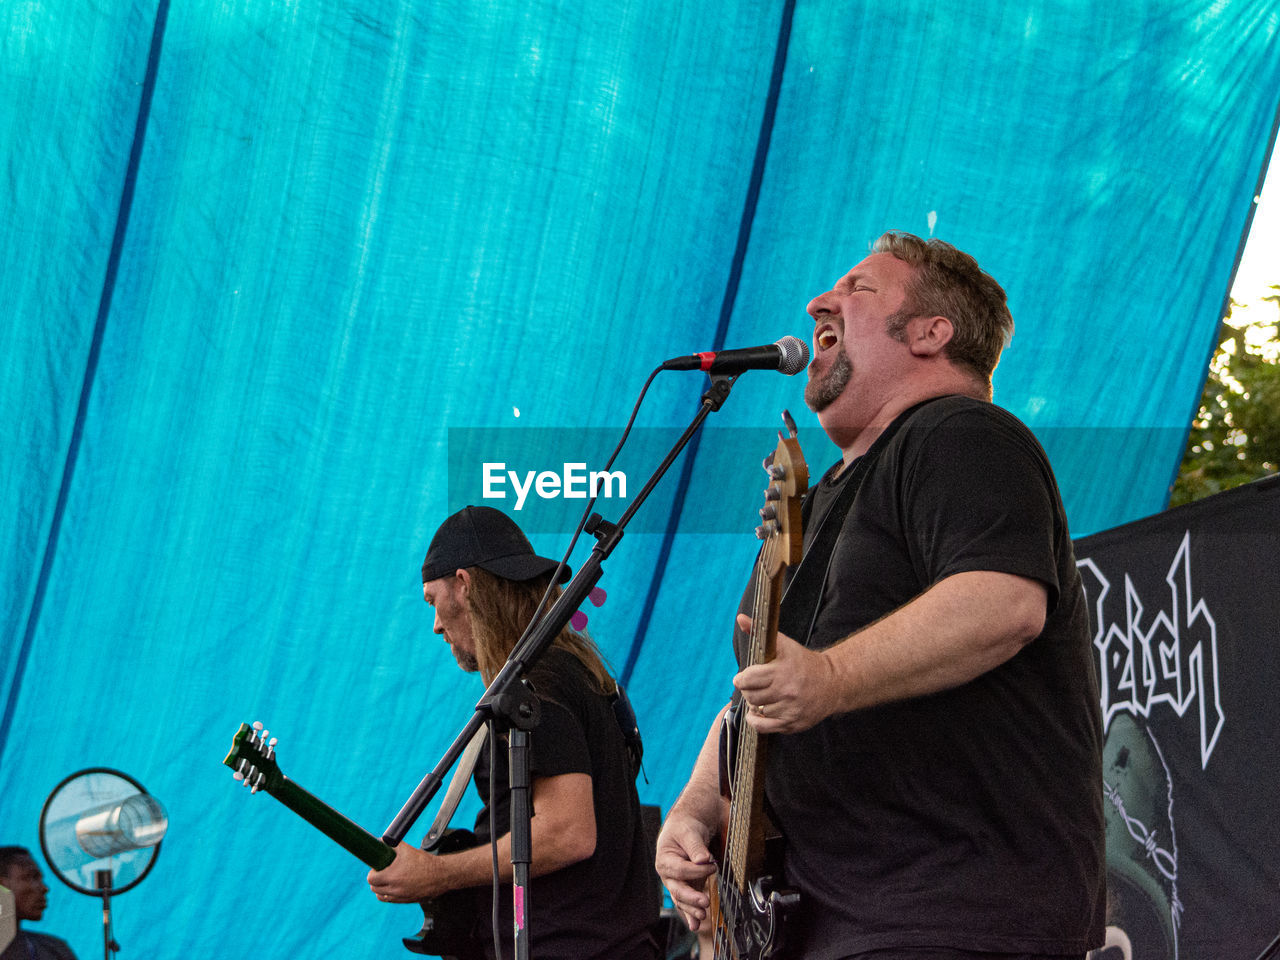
661,336,810,376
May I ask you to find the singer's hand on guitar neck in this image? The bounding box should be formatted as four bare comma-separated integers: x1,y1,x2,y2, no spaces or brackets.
732,614,841,734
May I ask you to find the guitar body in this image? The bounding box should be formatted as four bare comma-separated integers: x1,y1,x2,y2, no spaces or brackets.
709,855,796,960
223,723,484,959
709,427,807,960
712,702,800,960
402,828,484,959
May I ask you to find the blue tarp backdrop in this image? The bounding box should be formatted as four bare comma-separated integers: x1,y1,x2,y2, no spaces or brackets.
2,1,1277,956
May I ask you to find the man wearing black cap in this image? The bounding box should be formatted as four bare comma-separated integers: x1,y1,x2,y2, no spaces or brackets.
367,506,660,960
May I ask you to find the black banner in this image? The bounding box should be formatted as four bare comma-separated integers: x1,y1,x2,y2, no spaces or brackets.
1074,476,1280,960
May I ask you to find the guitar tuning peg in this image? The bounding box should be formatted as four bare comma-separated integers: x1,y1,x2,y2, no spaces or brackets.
266,737,278,759
764,486,780,501
755,525,767,540
571,611,588,631
588,587,606,607
769,464,786,480
233,771,245,782
760,505,777,521
762,452,775,472
782,408,798,439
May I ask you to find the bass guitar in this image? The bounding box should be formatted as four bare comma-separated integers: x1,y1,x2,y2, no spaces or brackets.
710,419,807,960
223,722,483,959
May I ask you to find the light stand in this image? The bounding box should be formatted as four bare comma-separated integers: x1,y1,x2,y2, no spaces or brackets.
38,768,167,960
93,870,120,960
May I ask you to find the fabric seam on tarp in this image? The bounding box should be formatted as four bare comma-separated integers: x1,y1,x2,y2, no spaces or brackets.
620,0,799,687
0,0,173,756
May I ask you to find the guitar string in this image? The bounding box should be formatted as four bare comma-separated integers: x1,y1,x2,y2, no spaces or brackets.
720,539,772,956
721,453,799,953
730,470,775,873
728,544,762,875
727,535,773,885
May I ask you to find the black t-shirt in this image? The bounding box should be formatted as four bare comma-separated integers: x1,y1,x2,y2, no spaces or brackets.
0,932,79,960
469,647,659,960
735,396,1106,958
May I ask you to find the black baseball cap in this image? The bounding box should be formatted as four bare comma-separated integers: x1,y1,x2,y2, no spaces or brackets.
421,505,571,584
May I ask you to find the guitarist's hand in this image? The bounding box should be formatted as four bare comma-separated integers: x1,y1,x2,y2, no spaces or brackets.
654,809,718,932
733,614,838,733
367,843,448,902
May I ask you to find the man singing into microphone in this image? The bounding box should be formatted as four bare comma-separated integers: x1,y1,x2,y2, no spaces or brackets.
656,231,1106,959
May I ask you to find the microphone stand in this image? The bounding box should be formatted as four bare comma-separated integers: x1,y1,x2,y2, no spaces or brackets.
383,373,739,960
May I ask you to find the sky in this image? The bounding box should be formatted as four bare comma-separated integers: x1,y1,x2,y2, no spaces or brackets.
1231,152,1278,325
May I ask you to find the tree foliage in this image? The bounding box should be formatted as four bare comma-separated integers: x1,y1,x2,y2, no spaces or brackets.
1172,289,1280,507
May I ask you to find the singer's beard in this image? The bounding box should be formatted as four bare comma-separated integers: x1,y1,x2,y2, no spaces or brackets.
804,351,852,412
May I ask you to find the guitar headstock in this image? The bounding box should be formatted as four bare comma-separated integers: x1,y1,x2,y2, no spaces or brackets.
756,411,808,579
223,721,285,796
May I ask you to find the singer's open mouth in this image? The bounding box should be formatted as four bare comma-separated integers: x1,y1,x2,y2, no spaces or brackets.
816,326,839,352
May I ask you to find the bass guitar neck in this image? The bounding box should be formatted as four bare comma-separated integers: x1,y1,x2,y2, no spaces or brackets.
711,422,807,960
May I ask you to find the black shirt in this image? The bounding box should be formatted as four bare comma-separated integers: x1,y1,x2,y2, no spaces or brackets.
736,396,1106,957
0,932,79,960
470,647,658,960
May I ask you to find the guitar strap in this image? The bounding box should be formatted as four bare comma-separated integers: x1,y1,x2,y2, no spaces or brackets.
419,678,642,850
778,397,943,647
422,725,489,849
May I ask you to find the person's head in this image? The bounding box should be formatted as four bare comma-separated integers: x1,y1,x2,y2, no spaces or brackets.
0,846,48,924
419,507,612,691
804,232,1013,434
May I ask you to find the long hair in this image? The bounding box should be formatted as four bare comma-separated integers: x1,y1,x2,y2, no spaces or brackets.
466,567,615,694
873,230,1014,395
